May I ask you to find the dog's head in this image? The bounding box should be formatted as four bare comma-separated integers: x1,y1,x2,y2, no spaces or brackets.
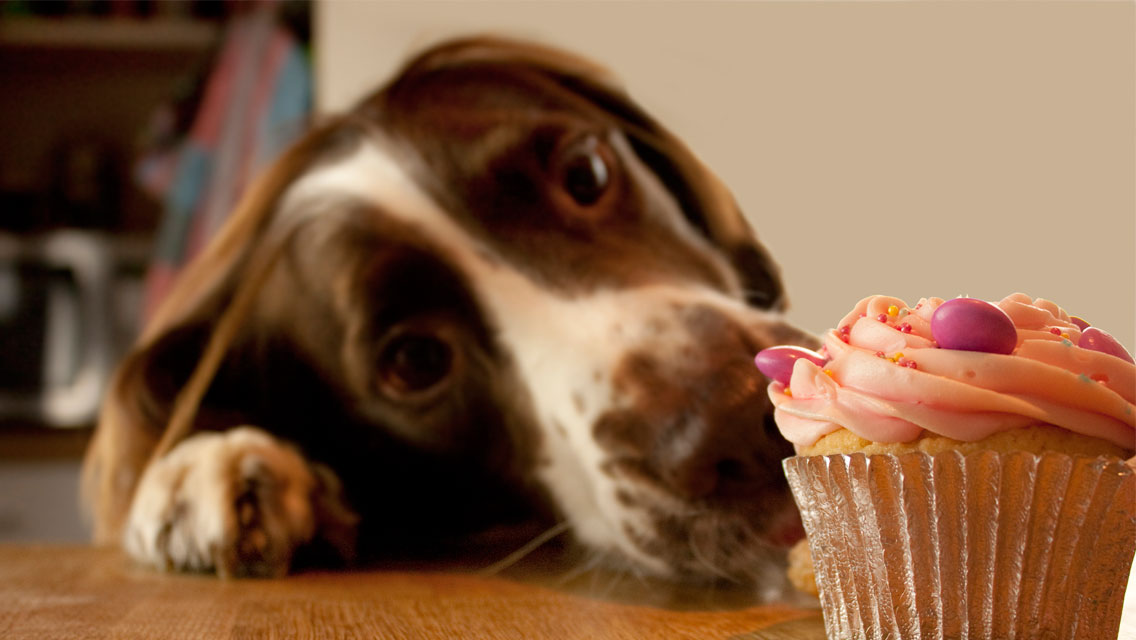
87,37,815,586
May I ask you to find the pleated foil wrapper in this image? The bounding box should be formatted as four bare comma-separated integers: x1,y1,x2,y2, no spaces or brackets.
783,451,1135,640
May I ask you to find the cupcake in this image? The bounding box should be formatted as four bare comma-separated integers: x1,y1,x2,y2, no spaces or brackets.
755,293,1135,640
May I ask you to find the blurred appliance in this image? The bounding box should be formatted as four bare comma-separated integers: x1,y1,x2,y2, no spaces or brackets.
0,231,144,428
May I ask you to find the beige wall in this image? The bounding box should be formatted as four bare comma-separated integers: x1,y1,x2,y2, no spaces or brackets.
314,1,1135,350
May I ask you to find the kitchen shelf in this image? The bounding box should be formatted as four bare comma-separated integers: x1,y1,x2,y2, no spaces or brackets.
0,16,219,51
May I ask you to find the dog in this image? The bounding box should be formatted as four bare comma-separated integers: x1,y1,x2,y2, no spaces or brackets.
81,36,817,592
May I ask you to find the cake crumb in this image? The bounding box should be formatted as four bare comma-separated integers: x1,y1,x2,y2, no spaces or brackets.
787,538,818,597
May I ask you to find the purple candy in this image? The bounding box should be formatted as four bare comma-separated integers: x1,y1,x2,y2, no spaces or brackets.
754,345,828,386
1078,327,1134,364
930,297,1017,355
1069,315,1090,331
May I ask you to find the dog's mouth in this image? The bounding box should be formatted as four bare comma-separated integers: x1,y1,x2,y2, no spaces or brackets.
591,408,804,586
608,479,803,587
761,500,806,549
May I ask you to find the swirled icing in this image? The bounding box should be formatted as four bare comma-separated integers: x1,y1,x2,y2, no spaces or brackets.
768,293,1136,450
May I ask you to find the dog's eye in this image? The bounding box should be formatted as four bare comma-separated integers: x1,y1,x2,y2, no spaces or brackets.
377,331,454,397
556,135,610,207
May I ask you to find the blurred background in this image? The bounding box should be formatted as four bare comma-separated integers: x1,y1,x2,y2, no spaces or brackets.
1,1,1132,544
0,0,310,542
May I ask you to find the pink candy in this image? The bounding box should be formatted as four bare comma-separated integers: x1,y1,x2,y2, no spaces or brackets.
1079,327,1134,364
930,298,1018,355
754,346,828,386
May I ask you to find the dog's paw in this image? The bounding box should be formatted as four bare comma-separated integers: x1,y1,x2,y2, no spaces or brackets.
123,427,342,577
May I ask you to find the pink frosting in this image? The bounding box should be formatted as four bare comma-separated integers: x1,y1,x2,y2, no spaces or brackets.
769,293,1136,450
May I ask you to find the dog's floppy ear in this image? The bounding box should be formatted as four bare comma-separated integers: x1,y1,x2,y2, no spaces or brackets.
81,119,354,544
396,36,786,310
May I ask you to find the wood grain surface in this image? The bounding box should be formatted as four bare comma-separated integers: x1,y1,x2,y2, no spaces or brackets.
0,545,825,639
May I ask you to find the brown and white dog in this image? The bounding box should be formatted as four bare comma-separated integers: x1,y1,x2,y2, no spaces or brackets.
81,36,816,594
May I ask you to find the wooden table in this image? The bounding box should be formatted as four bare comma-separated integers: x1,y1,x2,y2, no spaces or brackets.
0,545,825,639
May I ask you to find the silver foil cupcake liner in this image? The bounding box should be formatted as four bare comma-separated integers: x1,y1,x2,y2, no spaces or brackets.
783,450,1135,640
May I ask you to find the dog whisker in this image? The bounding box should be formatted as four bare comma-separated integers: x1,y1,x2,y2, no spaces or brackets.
476,520,572,577
570,548,644,601
596,562,636,601
686,519,739,583
553,544,649,601
551,547,607,588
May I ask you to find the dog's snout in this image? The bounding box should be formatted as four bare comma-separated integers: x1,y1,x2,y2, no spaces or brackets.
600,323,794,502
651,360,791,501
660,437,767,501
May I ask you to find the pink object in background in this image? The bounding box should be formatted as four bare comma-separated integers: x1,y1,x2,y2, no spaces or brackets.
136,3,310,323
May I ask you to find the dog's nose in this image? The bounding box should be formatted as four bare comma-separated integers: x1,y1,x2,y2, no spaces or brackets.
597,343,794,502
595,306,811,502
650,357,792,501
